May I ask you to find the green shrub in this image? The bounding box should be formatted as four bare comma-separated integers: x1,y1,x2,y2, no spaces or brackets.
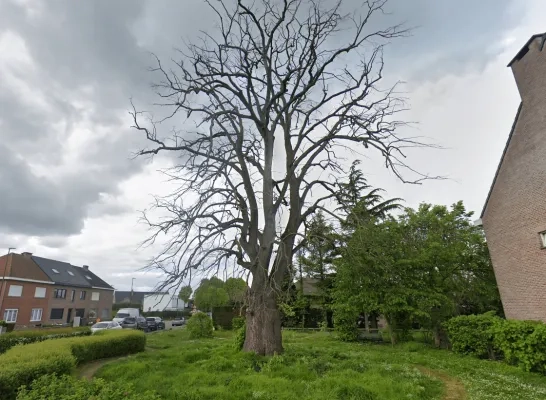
0,329,146,400
0,320,7,327
0,327,91,354
234,320,246,351
444,312,500,358
491,318,546,372
0,341,75,400
186,312,213,339
231,316,245,330
16,374,161,400
69,330,146,364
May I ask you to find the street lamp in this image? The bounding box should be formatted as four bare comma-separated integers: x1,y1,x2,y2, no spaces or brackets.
130,278,136,304
0,247,16,319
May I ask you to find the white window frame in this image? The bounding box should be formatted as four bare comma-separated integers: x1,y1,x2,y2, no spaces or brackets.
8,285,23,297
30,308,43,322
91,292,100,301
3,309,18,323
541,231,546,247
35,287,46,298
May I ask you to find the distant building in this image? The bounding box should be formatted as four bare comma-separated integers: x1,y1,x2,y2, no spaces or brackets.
0,252,114,328
143,293,186,312
113,291,157,306
481,32,546,321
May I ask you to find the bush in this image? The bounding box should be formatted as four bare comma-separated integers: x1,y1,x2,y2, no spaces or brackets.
234,320,246,351
0,341,75,400
231,316,245,330
16,373,161,400
444,312,500,358
0,327,91,354
0,329,146,400
186,312,214,339
491,318,546,372
69,330,146,364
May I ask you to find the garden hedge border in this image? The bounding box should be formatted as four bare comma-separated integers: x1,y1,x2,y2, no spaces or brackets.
0,326,91,354
0,329,146,400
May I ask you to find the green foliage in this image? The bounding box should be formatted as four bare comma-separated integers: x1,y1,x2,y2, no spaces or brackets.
333,201,503,345
0,327,91,354
0,320,7,327
234,321,246,351
70,330,146,364
444,312,500,358
232,317,245,331
194,277,230,311
186,312,214,339
0,329,146,400
178,285,193,303
16,374,161,400
96,328,546,400
224,278,248,305
491,319,546,372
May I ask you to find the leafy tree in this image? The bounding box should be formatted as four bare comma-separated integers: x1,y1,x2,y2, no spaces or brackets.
133,0,423,355
194,278,229,312
178,285,193,303
224,277,248,315
334,201,502,345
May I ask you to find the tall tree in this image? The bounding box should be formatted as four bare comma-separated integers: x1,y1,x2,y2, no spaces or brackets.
133,0,426,355
178,285,193,304
224,277,248,315
194,278,230,312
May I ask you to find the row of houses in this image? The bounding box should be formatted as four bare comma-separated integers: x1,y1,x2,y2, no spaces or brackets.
0,251,188,328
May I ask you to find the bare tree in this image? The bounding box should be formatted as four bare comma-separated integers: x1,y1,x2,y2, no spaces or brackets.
132,0,429,355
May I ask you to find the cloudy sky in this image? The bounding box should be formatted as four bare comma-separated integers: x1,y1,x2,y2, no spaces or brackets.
0,0,543,291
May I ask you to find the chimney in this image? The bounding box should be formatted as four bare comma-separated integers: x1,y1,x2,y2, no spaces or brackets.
22,252,32,258
82,265,89,271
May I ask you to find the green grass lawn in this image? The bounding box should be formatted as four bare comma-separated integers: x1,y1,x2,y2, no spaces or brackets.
95,330,546,400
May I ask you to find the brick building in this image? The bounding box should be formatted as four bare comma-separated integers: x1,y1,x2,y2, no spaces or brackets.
0,252,114,328
480,32,546,321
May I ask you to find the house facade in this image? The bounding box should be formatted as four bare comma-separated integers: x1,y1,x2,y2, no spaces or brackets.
0,252,114,328
481,32,546,321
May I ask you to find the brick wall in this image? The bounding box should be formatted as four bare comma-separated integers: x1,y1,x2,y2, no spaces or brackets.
0,281,52,328
47,285,114,324
483,36,546,321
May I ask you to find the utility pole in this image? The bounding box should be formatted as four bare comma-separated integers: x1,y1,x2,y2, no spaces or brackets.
0,248,16,318
130,278,135,304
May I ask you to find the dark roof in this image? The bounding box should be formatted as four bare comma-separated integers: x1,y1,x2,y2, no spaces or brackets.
507,33,546,67
32,256,91,287
480,102,523,218
114,291,167,304
73,266,114,290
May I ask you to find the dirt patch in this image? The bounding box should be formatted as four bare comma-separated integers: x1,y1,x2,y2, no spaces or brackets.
416,366,467,400
76,356,128,381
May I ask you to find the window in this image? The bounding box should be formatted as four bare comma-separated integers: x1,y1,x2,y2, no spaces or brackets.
101,308,109,319
8,285,22,297
34,287,46,298
30,308,42,322
88,309,97,318
70,290,75,302
541,231,546,247
85,275,92,280
54,289,67,299
3,309,17,323
52,269,59,273
80,291,87,300
67,271,74,276
50,308,64,320
91,292,100,301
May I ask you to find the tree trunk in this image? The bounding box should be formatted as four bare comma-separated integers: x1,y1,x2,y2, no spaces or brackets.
243,281,283,355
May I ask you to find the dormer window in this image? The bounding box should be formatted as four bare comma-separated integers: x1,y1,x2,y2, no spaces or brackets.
85,275,92,280
68,271,74,276
52,269,59,274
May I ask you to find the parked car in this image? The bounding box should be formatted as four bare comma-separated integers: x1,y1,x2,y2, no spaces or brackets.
91,321,122,333
120,317,137,329
172,317,185,327
145,317,165,331
113,308,140,323
135,316,149,332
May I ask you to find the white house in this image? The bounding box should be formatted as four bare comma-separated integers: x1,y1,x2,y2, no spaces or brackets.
143,293,186,312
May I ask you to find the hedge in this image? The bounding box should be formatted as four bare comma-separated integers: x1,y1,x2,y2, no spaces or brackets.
0,327,91,354
0,329,145,400
445,313,546,373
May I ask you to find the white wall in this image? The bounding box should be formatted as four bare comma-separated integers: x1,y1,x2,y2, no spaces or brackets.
143,293,171,312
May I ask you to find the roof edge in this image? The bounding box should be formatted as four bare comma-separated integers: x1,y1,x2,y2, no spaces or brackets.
507,33,546,67
480,102,523,218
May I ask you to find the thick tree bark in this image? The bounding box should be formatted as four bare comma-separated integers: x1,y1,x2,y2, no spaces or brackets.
243,279,283,355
